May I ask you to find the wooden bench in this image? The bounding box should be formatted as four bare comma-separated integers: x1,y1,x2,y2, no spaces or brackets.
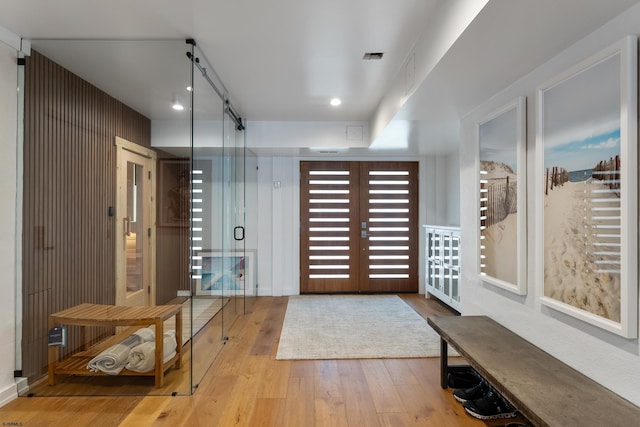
48,303,182,388
427,315,640,427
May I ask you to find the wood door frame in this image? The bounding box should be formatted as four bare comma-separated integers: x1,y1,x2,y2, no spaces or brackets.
115,136,157,306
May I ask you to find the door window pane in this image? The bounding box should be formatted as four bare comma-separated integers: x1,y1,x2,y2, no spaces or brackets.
126,161,144,293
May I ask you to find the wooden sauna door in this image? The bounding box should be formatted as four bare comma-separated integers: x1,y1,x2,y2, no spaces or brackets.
115,137,157,306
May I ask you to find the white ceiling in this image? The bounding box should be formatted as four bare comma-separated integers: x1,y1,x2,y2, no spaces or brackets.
0,0,442,122
1,0,639,156
374,0,640,155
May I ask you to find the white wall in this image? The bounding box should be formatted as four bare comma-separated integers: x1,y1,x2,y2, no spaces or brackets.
460,4,640,405
445,153,460,226
258,156,298,296
255,157,274,295
249,121,369,149
152,120,370,152
0,37,19,406
424,151,460,227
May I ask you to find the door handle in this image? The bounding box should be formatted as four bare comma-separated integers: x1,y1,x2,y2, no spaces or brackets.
234,226,245,241
361,222,369,238
124,216,132,236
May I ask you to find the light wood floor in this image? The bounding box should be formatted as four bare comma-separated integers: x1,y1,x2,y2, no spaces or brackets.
0,295,518,427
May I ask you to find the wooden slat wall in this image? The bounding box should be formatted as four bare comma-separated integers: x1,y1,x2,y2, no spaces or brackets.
156,226,190,304
156,158,190,304
22,51,151,382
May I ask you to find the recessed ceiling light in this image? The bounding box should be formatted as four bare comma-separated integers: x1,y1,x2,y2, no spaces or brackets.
330,98,341,106
186,86,193,92
172,102,184,111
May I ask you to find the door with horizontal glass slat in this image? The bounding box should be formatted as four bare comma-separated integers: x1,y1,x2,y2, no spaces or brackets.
300,161,418,293
359,162,418,292
300,162,360,293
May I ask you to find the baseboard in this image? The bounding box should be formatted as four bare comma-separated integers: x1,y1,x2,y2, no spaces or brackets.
177,290,191,297
257,287,273,296
15,377,28,396
0,382,18,408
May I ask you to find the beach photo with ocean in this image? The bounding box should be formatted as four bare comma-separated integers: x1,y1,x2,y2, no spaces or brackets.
541,53,622,322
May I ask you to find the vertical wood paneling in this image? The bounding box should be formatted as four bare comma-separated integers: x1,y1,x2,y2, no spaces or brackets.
155,157,191,305
22,51,151,382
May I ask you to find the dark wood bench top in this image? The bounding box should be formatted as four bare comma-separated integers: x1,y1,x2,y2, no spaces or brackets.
427,315,640,427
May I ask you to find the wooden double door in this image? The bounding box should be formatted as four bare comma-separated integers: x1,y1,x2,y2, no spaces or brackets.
300,161,419,293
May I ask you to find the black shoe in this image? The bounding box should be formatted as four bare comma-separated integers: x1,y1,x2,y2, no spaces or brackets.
462,390,517,420
453,379,490,403
447,366,481,389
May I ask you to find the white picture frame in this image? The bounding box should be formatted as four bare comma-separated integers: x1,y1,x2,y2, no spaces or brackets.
536,36,637,338
477,96,527,295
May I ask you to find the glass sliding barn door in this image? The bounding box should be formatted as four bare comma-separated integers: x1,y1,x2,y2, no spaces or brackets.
220,106,245,339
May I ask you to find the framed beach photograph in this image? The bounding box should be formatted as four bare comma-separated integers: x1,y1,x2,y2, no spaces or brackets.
195,251,255,296
478,96,527,295
158,159,190,227
536,36,637,338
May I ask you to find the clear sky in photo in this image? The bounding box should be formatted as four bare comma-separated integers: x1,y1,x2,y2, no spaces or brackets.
543,53,620,172
479,106,517,171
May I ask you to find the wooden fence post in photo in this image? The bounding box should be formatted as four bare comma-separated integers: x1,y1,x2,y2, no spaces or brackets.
504,175,510,214
546,168,549,195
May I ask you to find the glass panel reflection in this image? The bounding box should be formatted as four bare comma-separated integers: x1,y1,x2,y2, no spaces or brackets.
20,37,248,398
126,161,144,294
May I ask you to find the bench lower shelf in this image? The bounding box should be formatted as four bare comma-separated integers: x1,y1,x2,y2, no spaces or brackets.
52,350,180,379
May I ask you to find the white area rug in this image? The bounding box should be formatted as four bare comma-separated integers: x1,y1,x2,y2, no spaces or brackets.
165,298,225,345
276,295,447,360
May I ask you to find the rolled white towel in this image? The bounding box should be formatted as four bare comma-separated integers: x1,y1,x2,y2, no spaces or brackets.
87,327,156,375
133,327,155,342
125,331,178,373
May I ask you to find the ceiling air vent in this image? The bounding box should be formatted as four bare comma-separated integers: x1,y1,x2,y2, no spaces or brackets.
363,52,384,60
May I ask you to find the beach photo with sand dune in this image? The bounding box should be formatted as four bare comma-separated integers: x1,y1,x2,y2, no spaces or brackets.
479,100,525,291
480,160,517,284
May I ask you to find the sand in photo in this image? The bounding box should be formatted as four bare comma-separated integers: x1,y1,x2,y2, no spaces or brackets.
543,179,620,322
480,161,517,283
483,212,517,284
